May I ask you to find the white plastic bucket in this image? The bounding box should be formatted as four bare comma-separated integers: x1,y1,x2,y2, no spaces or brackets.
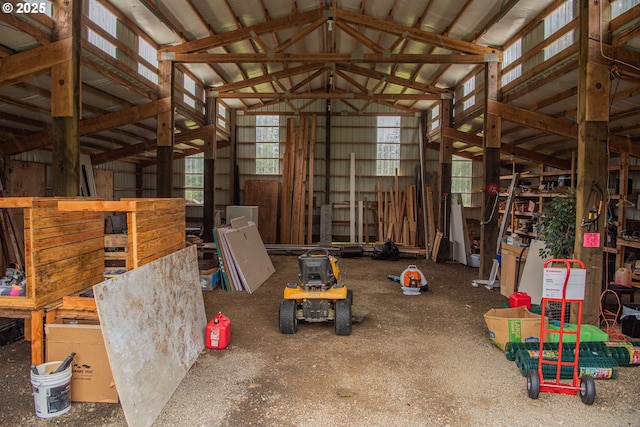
30,361,72,418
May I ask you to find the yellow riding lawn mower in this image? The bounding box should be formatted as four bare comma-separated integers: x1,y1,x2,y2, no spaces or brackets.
279,248,352,336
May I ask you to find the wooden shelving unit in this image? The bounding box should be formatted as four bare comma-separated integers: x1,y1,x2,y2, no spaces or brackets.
499,167,575,245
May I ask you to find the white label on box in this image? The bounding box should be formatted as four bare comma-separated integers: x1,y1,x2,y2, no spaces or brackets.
542,268,586,300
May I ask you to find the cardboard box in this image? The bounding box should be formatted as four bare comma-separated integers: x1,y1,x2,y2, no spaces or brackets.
483,306,547,351
46,319,118,403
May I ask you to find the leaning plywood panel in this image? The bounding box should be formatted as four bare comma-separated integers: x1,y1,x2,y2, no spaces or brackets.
225,217,275,293
93,245,206,427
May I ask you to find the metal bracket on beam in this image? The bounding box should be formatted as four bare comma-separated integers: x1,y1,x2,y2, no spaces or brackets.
346,93,354,99
208,90,220,97
267,50,275,58
160,52,176,61
383,49,390,58
484,53,500,63
440,93,453,99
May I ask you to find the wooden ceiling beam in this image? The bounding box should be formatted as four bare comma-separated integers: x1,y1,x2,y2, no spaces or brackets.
6,98,171,156
213,63,323,92
274,16,326,53
213,92,441,100
334,8,500,57
333,20,384,54
169,52,493,65
337,63,449,94
159,9,324,54
0,10,51,45
0,38,70,86
440,126,571,169
91,124,216,165
487,99,577,139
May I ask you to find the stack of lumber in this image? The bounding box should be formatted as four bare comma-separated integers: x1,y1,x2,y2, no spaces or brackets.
280,114,316,245
376,177,420,247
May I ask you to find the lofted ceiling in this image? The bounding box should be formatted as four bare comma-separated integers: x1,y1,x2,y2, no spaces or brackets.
1,0,640,167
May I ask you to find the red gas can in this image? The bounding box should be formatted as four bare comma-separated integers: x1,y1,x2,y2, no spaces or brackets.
509,291,531,310
206,312,231,349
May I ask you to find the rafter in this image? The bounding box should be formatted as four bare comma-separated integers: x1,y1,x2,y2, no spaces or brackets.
159,9,325,54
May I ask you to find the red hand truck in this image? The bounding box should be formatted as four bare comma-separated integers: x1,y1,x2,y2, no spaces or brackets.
526,258,596,405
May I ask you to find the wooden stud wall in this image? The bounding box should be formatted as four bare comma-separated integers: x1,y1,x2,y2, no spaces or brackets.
58,198,185,270
0,197,104,309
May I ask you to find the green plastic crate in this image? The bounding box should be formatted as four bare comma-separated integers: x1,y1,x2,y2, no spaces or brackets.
547,323,608,343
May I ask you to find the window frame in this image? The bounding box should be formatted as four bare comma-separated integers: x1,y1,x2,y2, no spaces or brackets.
255,115,281,175
376,116,401,177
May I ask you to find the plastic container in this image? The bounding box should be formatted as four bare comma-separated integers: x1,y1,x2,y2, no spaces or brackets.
206,312,231,349
547,323,608,343
509,291,531,310
30,361,72,418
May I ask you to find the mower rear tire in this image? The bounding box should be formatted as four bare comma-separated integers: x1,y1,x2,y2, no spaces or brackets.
347,289,353,305
335,299,352,335
279,299,298,334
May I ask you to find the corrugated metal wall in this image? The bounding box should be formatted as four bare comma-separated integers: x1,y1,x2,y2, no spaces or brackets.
237,101,427,240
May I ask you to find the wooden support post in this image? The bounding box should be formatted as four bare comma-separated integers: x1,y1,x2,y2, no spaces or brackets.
280,118,295,243
157,60,174,197
31,309,44,365
51,0,81,197
377,182,383,242
480,61,502,278
439,98,453,260
203,97,217,242
574,0,610,325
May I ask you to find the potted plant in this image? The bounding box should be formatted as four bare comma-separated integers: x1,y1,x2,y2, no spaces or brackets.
537,188,576,259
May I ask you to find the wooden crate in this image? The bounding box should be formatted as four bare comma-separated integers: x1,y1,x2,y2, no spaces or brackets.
104,234,129,270
58,198,185,270
0,197,105,310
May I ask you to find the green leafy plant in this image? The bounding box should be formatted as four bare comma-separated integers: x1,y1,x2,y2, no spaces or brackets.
538,188,576,259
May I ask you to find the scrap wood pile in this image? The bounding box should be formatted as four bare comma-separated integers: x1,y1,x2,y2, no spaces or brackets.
280,114,317,245
375,177,433,255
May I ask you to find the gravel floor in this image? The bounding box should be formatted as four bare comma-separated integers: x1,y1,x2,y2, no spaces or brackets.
0,254,638,427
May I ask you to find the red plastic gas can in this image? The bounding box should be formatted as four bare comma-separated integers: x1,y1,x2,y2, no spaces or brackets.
206,312,231,349
509,291,531,310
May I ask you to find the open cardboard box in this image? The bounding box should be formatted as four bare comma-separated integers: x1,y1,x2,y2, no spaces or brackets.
483,306,547,351
45,319,118,403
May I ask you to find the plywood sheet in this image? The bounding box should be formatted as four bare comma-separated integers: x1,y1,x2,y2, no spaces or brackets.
517,240,548,305
244,180,279,244
225,217,275,293
449,194,470,265
93,245,206,427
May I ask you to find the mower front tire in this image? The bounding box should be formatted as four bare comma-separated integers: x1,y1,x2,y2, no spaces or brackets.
279,299,298,334
335,299,352,335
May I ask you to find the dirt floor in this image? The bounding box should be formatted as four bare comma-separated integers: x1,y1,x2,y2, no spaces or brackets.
0,253,638,427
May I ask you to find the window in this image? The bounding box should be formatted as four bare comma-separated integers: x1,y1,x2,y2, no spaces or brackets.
138,37,158,85
502,39,522,86
451,155,472,207
544,0,574,60
429,104,440,132
376,116,401,176
611,0,640,19
218,103,227,129
462,77,476,111
256,116,280,175
87,0,117,58
185,153,204,204
183,74,197,109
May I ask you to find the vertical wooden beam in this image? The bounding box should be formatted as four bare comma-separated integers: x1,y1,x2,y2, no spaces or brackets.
157,60,174,197
574,0,610,325
439,98,453,258
350,152,356,243
203,97,217,242
51,0,81,196
481,61,502,278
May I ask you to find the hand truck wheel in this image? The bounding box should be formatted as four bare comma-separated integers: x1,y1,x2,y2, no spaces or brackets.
526,369,540,399
579,375,596,405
